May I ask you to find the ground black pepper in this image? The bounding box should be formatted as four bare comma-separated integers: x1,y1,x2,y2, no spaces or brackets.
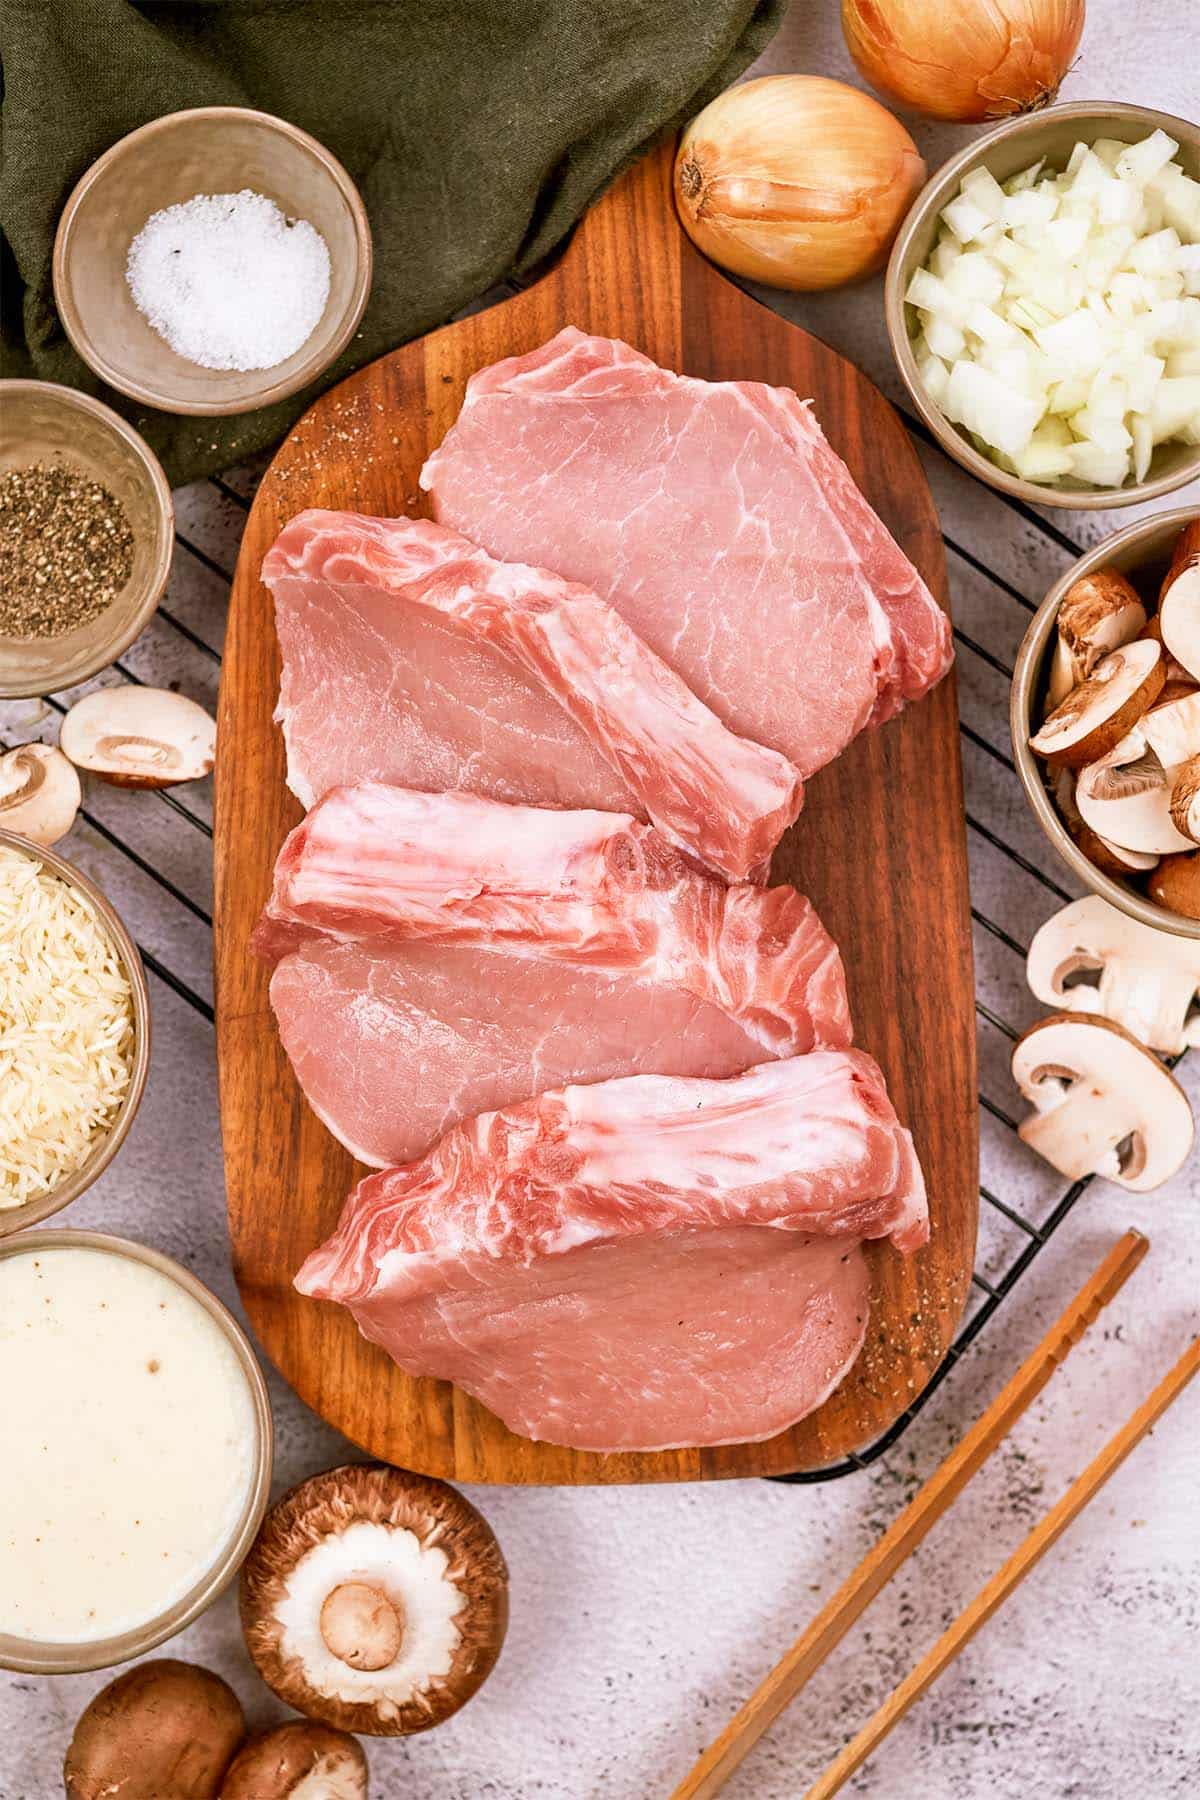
0,462,135,639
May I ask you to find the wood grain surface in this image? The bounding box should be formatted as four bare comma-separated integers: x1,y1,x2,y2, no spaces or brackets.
214,138,978,1485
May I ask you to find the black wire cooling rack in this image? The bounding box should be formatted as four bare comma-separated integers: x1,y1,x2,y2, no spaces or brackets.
3,398,1178,1486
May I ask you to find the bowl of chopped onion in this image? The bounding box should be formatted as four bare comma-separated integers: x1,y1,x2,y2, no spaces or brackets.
0,829,150,1234
886,102,1200,506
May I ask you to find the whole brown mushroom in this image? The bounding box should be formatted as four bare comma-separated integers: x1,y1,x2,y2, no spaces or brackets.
239,1464,508,1737
64,1660,245,1800
219,1723,367,1800
1149,851,1200,921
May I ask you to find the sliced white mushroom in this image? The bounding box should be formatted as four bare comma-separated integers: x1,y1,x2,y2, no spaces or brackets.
1046,568,1148,711
60,687,216,788
1075,722,1195,857
0,743,81,845
1140,688,1200,771
1169,756,1200,845
1149,851,1200,921
1027,896,1200,1054
1030,639,1163,769
1012,1013,1193,1191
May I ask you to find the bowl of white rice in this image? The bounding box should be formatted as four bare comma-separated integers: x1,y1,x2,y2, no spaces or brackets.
0,829,149,1235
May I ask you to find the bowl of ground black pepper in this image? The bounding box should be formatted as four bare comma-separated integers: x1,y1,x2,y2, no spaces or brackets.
0,382,173,699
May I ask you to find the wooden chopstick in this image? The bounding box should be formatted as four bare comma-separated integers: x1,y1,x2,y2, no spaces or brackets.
805,1329,1200,1800
669,1229,1149,1800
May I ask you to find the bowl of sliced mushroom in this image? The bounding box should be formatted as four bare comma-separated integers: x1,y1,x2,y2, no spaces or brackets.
1013,506,1200,938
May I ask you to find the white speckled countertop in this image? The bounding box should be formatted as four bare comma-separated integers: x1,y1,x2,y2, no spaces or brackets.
2,3,1197,1795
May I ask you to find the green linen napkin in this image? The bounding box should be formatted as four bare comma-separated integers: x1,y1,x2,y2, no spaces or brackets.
1,0,783,484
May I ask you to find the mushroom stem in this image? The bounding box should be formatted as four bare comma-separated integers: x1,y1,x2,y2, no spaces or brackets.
1019,1082,1140,1183
319,1581,404,1671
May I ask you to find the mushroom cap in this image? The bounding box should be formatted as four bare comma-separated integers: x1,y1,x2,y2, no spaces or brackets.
1149,851,1200,921
1074,821,1160,877
64,1659,245,1800
60,686,216,788
239,1464,508,1737
1030,639,1163,769
0,742,81,846
1012,1012,1194,1191
218,1723,367,1800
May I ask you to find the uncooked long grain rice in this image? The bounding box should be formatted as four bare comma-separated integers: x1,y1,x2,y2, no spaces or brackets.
0,844,134,1206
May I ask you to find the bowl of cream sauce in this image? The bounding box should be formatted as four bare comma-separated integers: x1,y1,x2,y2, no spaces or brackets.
0,1231,272,1673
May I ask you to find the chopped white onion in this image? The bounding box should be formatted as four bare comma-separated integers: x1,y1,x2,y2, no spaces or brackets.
907,132,1200,486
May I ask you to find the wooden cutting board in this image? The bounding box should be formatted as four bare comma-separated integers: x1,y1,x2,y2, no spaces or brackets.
215,138,978,1485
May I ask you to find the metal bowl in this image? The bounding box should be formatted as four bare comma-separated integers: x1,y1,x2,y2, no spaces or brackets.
0,1230,273,1674
0,829,151,1234
0,380,173,699
1011,505,1200,938
885,101,1200,509
53,105,372,417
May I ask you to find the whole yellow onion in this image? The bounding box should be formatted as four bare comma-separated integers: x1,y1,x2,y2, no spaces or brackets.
673,76,925,292
842,0,1085,122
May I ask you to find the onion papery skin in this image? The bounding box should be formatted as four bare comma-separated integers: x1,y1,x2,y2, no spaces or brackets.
674,76,926,292
841,0,1086,123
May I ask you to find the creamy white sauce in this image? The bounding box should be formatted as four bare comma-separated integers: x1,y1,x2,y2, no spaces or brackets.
0,1245,257,1643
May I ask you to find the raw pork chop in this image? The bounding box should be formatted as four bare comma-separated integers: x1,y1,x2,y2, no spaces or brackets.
421,327,953,778
256,785,849,1167
296,1052,927,1451
263,510,802,882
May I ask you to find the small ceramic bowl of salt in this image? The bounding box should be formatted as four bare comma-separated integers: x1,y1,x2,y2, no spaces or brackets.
53,107,372,416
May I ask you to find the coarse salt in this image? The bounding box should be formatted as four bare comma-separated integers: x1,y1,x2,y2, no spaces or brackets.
126,189,331,373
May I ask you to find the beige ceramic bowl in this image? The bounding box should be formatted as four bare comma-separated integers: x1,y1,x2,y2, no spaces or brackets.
0,1230,273,1675
886,102,1200,509
0,381,173,698
0,828,151,1235
53,106,372,416
1011,506,1200,939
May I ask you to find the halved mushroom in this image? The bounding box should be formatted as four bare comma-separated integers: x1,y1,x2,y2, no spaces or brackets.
1079,827,1160,877
1046,568,1148,711
64,1660,245,1800
1055,767,1159,876
0,742,81,845
239,1464,508,1738
60,686,216,788
1012,1013,1193,1190
1075,724,1195,857
1140,688,1200,771
1030,639,1163,769
1170,756,1200,844
1149,851,1200,920
218,1723,367,1800
1159,519,1200,683
1140,614,1193,691
1027,896,1200,1054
